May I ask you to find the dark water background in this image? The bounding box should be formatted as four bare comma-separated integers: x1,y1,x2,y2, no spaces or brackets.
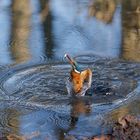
0,0,140,139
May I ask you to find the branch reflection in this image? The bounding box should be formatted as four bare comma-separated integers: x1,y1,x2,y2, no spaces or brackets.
40,0,54,59
89,0,116,23
122,0,140,62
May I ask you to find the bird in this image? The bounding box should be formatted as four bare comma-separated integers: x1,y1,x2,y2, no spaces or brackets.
65,54,92,96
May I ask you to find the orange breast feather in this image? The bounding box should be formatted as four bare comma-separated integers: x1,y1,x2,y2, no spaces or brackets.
71,68,92,94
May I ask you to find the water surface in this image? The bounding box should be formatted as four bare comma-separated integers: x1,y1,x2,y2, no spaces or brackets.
0,0,140,139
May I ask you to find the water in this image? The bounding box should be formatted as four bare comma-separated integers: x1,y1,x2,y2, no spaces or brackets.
0,0,140,139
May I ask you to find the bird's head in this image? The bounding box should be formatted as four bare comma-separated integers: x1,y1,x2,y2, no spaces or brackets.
64,54,80,73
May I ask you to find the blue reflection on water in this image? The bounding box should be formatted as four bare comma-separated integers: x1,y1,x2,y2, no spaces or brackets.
20,110,69,140
29,0,45,61
51,0,121,58
0,0,122,64
0,0,12,64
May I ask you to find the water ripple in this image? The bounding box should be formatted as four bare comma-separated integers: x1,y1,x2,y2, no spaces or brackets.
0,55,139,138
0,55,139,107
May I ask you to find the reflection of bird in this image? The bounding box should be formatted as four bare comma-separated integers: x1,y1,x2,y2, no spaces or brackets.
65,54,92,96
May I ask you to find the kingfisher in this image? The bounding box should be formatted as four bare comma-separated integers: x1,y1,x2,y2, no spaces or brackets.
65,54,92,96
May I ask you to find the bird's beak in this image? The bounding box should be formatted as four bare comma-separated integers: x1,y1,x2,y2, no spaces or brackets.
64,54,75,67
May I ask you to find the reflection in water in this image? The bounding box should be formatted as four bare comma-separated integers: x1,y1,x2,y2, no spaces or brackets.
0,0,139,63
0,0,140,139
71,98,91,117
10,0,31,63
40,0,49,22
69,98,91,129
89,0,116,24
0,0,122,63
0,0,12,64
45,0,121,58
0,108,21,137
122,0,140,62
40,0,55,59
109,99,140,123
57,98,92,140
110,106,129,121
19,102,87,140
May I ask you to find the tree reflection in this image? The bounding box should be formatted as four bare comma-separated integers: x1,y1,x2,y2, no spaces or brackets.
10,0,31,64
122,0,140,62
0,108,20,138
40,0,54,59
89,0,116,23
